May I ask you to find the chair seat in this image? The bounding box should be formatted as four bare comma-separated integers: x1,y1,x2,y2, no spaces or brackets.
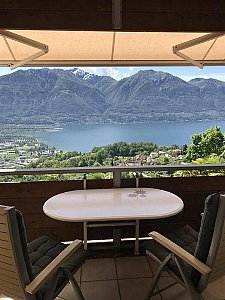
28,235,88,298
143,225,198,280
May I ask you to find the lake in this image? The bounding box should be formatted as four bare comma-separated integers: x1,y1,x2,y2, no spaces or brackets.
36,121,225,153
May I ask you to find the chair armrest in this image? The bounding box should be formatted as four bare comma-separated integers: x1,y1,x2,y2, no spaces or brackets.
25,239,82,294
149,231,211,275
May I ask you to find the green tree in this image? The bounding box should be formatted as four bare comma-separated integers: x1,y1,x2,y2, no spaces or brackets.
182,144,188,155
185,126,224,162
96,149,107,165
201,126,224,156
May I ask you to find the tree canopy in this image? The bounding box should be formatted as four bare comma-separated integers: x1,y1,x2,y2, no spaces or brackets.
185,126,225,162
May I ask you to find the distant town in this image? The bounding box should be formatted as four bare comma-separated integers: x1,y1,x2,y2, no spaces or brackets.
0,139,61,169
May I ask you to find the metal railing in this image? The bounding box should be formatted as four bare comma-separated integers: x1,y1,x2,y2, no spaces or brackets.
0,164,225,187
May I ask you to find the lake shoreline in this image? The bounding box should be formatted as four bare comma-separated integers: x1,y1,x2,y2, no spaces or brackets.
35,121,225,153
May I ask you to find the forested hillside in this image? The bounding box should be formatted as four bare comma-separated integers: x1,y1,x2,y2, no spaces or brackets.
1,68,225,125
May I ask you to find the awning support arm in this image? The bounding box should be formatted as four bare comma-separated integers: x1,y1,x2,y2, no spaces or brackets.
0,30,49,70
173,32,225,69
175,51,204,68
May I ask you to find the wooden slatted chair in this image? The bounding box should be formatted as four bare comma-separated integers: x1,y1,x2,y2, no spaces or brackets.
143,192,225,300
0,204,88,300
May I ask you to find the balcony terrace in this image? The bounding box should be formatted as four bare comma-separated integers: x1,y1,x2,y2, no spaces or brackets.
1,1,225,299
0,164,225,299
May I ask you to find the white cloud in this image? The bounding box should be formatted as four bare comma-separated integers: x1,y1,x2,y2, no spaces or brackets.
79,67,122,80
79,66,153,80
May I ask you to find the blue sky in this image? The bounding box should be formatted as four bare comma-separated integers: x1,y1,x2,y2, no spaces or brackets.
1,66,225,82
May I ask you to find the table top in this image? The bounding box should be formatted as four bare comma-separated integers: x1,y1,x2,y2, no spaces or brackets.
43,188,184,222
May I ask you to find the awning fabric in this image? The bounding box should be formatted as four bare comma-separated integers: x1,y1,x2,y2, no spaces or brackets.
0,30,225,69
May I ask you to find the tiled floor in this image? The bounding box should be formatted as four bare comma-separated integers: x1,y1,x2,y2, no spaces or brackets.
1,256,225,300
58,256,225,300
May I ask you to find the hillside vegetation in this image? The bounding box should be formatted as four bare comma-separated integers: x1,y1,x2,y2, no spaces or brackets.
27,127,225,179
2,126,224,182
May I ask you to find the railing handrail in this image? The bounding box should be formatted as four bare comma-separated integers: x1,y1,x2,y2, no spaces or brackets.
0,163,225,176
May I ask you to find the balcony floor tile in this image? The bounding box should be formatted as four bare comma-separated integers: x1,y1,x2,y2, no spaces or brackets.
119,278,161,300
81,258,117,281
81,280,120,300
158,276,191,300
115,256,153,279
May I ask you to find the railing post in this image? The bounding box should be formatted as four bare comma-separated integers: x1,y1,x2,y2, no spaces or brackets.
113,170,121,188
135,172,139,188
83,174,87,190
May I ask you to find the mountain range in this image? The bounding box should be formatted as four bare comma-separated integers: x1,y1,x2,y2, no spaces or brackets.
0,68,225,125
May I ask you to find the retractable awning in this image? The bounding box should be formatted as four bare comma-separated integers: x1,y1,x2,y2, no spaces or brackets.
0,30,225,69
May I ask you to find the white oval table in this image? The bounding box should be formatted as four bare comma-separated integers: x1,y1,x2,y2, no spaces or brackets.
43,188,184,253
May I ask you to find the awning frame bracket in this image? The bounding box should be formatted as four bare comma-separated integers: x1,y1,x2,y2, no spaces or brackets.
0,30,49,70
112,0,122,30
173,32,225,69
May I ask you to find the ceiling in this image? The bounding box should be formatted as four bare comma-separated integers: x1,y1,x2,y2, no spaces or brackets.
1,1,225,69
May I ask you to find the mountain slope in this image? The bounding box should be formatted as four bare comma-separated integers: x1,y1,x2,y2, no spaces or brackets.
103,70,216,122
71,68,116,94
0,68,225,124
189,78,225,110
0,68,109,124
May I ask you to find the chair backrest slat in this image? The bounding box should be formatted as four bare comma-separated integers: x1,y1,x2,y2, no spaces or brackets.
0,260,17,272
0,279,23,292
0,272,23,286
0,205,29,300
199,195,225,291
208,269,225,283
0,231,9,241
0,266,20,279
207,220,225,283
0,238,11,250
0,223,8,233
0,253,14,265
0,284,25,300
0,214,7,223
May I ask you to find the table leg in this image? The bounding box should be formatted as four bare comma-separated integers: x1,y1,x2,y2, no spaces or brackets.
113,228,121,250
134,220,139,255
83,221,87,250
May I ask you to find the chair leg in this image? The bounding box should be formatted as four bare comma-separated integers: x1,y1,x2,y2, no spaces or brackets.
26,293,37,300
43,272,60,300
175,257,202,300
63,267,85,300
145,254,172,300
